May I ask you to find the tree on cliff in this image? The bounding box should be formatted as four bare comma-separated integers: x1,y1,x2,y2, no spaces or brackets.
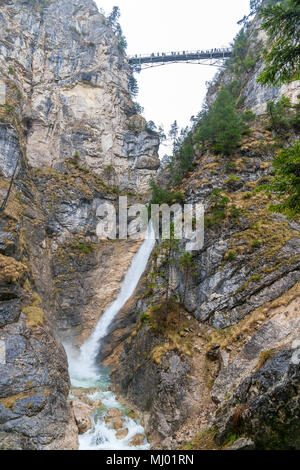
107,6,127,54
196,89,243,155
258,0,300,85
179,252,197,305
169,120,179,153
266,140,300,216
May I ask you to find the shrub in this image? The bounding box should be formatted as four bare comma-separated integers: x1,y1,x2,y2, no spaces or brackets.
266,96,292,136
266,140,300,216
257,349,275,370
257,0,300,85
242,109,256,122
73,243,95,254
205,189,230,227
252,240,262,249
225,251,236,262
149,180,185,206
196,89,243,156
229,205,241,219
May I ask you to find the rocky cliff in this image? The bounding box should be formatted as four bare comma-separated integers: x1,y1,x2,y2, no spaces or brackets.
0,0,159,449
206,16,300,115
111,129,300,451
108,14,300,451
1,0,299,452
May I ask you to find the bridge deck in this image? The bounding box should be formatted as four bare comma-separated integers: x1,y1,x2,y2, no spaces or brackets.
129,48,232,65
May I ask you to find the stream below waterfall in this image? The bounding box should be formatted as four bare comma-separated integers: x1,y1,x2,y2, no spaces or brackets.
65,225,155,450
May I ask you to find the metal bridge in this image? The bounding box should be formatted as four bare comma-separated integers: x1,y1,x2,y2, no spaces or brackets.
128,48,232,69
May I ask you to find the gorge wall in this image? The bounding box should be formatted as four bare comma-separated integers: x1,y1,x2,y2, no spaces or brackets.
0,0,159,449
0,0,299,451
108,12,300,451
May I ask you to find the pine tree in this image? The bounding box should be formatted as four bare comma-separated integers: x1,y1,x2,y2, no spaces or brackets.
160,223,180,316
266,140,300,216
197,89,243,155
179,252,197,304
258,0,300,85
169,120,179,153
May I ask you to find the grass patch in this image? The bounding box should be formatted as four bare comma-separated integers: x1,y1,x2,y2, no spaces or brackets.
73,243,95,255
182,428,217,450
257,349,275,370
0,254,27,283
22,292,45,328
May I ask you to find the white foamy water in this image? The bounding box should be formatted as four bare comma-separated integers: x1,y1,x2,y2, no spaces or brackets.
66,225,155,450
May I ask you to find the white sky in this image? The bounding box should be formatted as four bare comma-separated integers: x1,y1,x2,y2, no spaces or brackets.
95,1,251,154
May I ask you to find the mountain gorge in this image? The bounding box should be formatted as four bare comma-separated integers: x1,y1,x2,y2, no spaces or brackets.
0,0,299,451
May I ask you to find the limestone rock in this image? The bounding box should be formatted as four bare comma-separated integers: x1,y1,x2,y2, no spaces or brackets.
116,428,129,440
105,416,125,430
129,433,145,447
72,400,93,435
226,438,255,450
0,0,159,192
106,408,123,418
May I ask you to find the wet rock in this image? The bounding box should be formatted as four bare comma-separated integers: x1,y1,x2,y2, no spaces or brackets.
111,326,193,442
226,438,255,450
72,400,93,435
105,417,125,430
129,433,145,447
213,345,300,449
106,408,123,418
116,428,129,440
0,125,22,178
0,300,21,327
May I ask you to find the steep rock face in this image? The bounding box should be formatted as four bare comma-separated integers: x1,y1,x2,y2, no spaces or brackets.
0,0,158,449
207,20,300,115
110,122,300,448
111,325,194,445
0,180,78,449
0,0,159,192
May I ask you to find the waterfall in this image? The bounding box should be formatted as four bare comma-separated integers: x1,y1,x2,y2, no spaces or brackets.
65,224,155,450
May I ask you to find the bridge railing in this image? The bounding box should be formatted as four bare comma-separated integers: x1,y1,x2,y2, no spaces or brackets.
128,47,232,61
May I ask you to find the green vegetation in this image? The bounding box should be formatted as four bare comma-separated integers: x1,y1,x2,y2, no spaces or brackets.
157,224,180,316
149,180,185,206
264,140,300,217
257,349,275,369
179,252,197,303
22,293,45,328
168,140,195,185
258,0,300,86
208,25,259,106
205,189,230,227
225,251,236,262
242,109,256,122
107,6,127,54
250,273,261,282
8,66,14,74
267,96,300,137
69,26,81,36
227,28,258,79
195,89,244,155
182,428,217,450
252,240,262,249
73,243,95,255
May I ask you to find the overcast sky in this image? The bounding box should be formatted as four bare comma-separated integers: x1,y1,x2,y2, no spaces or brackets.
95,0,251,154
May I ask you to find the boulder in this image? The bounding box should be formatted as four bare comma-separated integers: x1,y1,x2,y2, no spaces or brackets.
129,433,145,447
116,428,129,440
105,408,123,418
72,400,93,435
